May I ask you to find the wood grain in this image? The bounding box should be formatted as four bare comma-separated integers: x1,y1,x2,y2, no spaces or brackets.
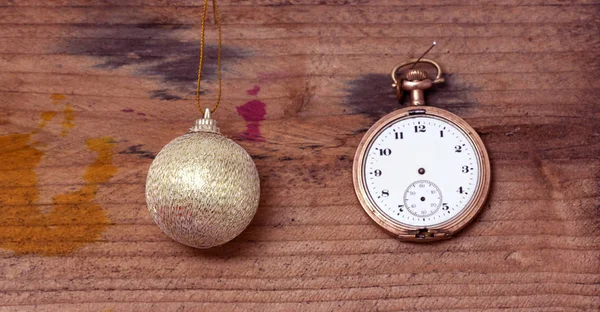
0,0,598,311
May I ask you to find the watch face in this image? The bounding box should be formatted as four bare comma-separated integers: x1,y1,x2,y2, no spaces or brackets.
361,114,482,227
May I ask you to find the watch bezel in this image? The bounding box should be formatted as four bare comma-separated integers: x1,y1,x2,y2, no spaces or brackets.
353,106,492,242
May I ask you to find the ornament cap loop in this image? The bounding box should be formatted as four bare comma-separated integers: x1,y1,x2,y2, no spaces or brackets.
190,108,220,133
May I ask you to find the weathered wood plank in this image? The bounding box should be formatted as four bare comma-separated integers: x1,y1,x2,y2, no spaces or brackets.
0,6,597,25
0,23,596,40
3,0,600,7
1,37,597,56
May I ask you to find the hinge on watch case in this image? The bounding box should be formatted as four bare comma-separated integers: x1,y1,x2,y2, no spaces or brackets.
400,228,452,241
408,109,426,115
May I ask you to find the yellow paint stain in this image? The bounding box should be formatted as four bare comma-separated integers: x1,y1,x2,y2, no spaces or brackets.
61,103,75,136
0,134,43,201
38,111,57,129
84,137,119,185
0,93,117,256
0,136,117,256
50,93,66,103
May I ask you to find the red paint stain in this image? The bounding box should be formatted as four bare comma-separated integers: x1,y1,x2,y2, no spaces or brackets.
246,85,260,96
236,100,266,142
122,108,134,113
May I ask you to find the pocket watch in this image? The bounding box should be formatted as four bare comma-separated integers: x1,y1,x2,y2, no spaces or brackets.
352,58,491,242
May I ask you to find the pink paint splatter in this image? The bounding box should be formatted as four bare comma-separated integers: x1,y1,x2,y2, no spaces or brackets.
236,100,266,142
122,108,134,113
246,85,260,96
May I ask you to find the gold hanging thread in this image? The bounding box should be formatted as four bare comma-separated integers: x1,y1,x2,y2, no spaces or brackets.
195,0,222,115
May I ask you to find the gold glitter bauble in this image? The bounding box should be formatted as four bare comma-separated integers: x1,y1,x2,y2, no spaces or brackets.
146,110,260,248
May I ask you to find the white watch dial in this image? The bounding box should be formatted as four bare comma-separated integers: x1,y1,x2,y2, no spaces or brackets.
363,115,481,227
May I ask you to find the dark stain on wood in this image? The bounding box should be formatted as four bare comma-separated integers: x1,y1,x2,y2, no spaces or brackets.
344,74,398,119
63,25,248,93
344,68,481,119
119,144,156,159
264,0,294,7
150,89,183,101
300,144,324,150
251,155,270,160
308,167,325,185
429,73,479,115
265,0,370,5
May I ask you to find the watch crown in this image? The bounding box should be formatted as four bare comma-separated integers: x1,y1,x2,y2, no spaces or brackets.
406,69,428,81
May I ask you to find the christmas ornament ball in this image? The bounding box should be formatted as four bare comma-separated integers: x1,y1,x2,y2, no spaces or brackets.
146,113,260,248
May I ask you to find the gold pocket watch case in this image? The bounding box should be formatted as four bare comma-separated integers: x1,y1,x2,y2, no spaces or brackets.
352,59,491,242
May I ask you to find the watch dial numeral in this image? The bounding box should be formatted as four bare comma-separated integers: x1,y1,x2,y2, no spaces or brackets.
455,145,462,152
458,186,464,194
373,169,382,177
440,130,444,137
414,125,426,133
379,148,392,156
395,132,403,139
382,190,390,197
462,165,470,173
442,203,450,212
398,205,404,212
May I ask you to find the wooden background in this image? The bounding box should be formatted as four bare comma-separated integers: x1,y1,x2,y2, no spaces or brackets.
0,0,599,311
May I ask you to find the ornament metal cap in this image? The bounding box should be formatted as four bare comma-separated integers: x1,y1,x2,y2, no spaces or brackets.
190,108,220,133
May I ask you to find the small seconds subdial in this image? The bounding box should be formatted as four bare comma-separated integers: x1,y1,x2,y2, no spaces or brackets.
403,180,442,217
